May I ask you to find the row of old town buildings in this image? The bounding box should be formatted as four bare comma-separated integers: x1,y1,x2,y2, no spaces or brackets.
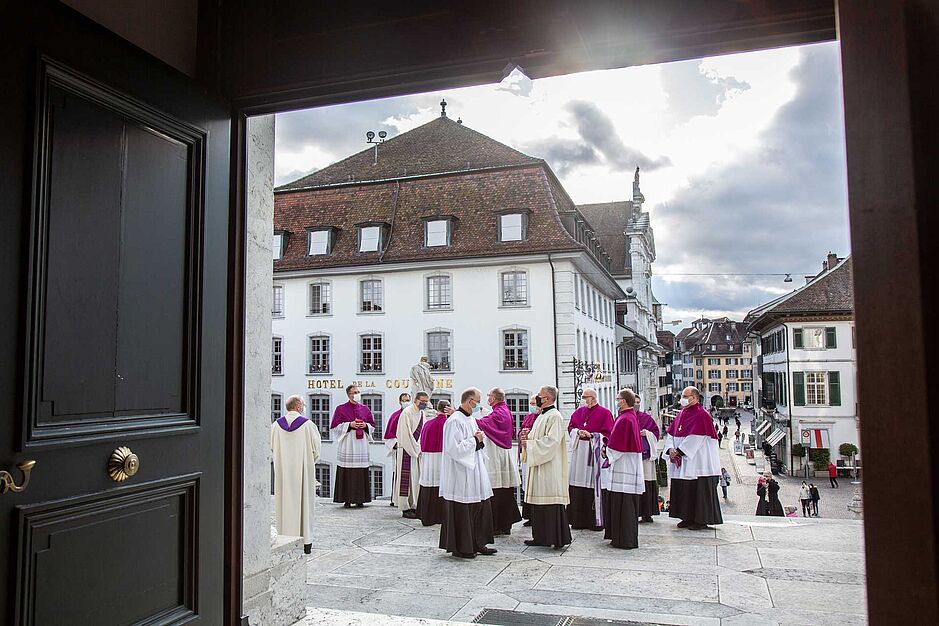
270,108,857,496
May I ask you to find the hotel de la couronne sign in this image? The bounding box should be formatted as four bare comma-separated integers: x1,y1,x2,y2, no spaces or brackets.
307,377,454,390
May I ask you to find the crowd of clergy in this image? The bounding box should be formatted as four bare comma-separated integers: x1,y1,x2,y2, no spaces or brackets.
271,381,723,558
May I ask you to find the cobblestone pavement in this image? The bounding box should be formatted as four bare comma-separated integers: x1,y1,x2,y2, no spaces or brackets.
299,489,867,625
697,409,863,521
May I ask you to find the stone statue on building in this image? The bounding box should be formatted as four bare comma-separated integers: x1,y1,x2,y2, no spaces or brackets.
409,357,435,398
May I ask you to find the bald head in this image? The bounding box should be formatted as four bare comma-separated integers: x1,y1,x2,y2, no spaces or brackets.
681,386,701,406
580,387,598,407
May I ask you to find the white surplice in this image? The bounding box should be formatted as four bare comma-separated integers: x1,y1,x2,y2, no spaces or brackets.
330,420,372,468
606,448,645,495
439,412,493,504
419,452,442,488
568,430,600,488
660,432,721,479
641,430,659,481
483,436,520,490
271,411,322,544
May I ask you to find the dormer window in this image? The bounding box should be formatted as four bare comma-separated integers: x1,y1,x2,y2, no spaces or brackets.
425,219,451,247
500,213,527,242
308,229,333,256
358,225,383,252
273,231,286,260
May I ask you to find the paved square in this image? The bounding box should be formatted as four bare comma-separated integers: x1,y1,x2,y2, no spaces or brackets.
298,496,867,625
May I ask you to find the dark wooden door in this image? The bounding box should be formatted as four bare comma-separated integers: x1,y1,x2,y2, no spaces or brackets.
0,4,231,624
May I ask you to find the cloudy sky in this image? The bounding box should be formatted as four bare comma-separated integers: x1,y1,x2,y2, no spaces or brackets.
275,42,850,324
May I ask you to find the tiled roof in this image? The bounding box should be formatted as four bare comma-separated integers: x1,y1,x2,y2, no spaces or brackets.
576,201,630,275
657,330,676,351
577,200,653,277
746,257,853,331
273,166,586,271
275,116,542,191
677,317,748,355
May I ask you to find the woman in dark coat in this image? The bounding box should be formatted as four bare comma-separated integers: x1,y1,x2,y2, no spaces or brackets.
755,478,768,515
764,471,784,516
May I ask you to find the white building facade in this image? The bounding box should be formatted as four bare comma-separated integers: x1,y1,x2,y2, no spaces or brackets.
270,114,624,499
746,255,858,474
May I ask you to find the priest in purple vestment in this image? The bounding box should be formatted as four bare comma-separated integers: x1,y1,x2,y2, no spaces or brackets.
566,388,614,530
416,401,449,526
662,386,723,530
603,389,645,549
329,384,376,508
476,388,523,535
633,394,661,523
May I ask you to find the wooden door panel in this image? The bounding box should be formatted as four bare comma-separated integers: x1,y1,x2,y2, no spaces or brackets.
26,60,205,446
16,476,198,626
1,4,230,624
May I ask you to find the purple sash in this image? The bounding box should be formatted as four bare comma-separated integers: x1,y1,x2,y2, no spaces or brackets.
399,416,424,497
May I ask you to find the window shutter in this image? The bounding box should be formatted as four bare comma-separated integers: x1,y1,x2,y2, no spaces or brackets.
793,372,806,406
828,371,841,406
825,327,837,348
793,329,803,348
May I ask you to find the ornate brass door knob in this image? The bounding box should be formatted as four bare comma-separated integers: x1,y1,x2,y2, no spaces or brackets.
107,447,140,482
0,460,36,495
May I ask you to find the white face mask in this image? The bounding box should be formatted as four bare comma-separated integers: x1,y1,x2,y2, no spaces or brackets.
679,397,690,407
352,393,362,403
400,402,409,410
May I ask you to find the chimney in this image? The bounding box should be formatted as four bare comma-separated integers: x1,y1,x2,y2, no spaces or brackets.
826,252,839,271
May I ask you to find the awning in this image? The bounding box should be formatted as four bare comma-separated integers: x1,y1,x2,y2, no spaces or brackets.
756,420,772,435
765,428,787,446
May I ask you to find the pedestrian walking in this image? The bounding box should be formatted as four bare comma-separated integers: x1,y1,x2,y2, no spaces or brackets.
799,481,812,516
722,424,729,439
827,461,839,488
717,431,724,448
719,468,731,500
809,483,821,516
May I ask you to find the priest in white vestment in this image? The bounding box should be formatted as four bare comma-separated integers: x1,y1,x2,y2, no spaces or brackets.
416,400,449,526
272,395,322,554
384,392,411,507
518,394,540,525
438,388,497,558
603,389,645,549
661,386,723,530
395,391,431,518
522,385,572,549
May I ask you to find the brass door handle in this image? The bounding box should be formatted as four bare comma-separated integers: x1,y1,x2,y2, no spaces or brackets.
0,460,36,495
107,446,140,482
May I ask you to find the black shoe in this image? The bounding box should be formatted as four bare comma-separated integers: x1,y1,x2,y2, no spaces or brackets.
304,543,312,555
477,547,498,555
389,501,396,507
523,520,532,527
524,539,544,547
639,517,653,523
402,510,419,519
676,520,691,528
689,523,712,530
343,503,352,508
355,503,365,508
452,551,476,559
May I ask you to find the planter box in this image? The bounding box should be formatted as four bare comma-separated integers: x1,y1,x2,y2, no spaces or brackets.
814,470,829,478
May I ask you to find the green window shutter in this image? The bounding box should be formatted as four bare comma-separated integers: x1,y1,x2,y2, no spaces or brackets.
793,372,806,406
825,327,837,348
793,329,803,348
828,371,841,406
